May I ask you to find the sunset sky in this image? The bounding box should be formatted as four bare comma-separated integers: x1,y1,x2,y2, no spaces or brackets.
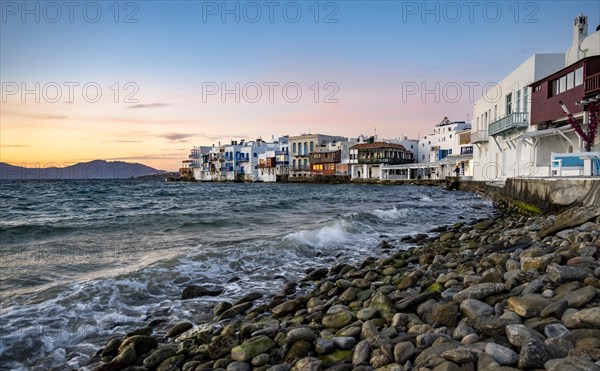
1,1,599,171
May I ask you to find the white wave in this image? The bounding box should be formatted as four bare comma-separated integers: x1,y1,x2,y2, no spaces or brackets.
282,221,352,248
370,207,408,221
420,196,433,202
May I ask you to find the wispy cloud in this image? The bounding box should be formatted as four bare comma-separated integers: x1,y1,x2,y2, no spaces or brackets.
104,153,184,161
103,140,143,144
159,132,194,142
0,144,31,148
1,110,68,120
128,103,170,109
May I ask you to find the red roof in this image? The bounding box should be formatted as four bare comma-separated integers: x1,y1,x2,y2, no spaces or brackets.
350,142,408,150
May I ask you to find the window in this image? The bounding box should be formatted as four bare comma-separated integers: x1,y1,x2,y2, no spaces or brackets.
422,154,425,160
523,87,529,111
303,143,308,154
310,141,314,152
559,76,566,94
253,153,257,158
575,67,584,86
566,72,574,90
516,90,521,113
494,105,498,120
293,143,297,154
449,149,452,154
506,93,512,115
449,134,452,138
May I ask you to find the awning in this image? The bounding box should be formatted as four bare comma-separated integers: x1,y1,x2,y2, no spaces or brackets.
515,125,574,140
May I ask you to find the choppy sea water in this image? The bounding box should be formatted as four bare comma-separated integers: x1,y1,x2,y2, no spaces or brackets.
0,180,494,370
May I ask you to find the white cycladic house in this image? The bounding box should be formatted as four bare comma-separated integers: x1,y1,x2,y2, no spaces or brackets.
471,53,565,182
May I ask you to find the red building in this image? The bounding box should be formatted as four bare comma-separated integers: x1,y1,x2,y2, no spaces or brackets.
530,55,600,127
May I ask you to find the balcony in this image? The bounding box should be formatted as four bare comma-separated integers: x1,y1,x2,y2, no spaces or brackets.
584,73,600,96
290,165,310,171
357,158,413,165
238,155,250,163
488,112,528,136
471,130,489,143
460,146,473,155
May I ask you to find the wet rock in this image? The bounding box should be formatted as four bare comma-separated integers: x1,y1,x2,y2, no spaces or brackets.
227,361,252,371
251,353,270,367
118,335,157,356
507,294,551,318
318,349,352,366
166,321,193,338
322,310,354,329
369,292,395,321
441,347,477,363
521,254,558,272
519,334,551,369
272,300,300,317
485,343,518,366
181,284,223,299
292,357,322,371
94,344,136,371
101,338,122,358
315,338,335,355
547,263,588,284
231,335,276,362
214,301,233,316
208,334,239,359
157,354,185,371
235,292,263,305
219,302,254,320
570,307,600,328
284,340,313,363
452,283,506,303
460,299,494,319
332,337,355,350
307,268,329,281
541,299,568,318
430,302,459,327
546,356,600,371
356,308,378,321
353,340,371,365
538,206,600,239
544,323,571,338
143,346,177,368
286,327,316,344
563,286,598,308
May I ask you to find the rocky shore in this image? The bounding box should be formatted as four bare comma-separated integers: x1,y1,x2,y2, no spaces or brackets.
90,204,600,371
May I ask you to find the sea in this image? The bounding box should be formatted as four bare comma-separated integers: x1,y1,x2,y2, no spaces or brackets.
0,180,495,370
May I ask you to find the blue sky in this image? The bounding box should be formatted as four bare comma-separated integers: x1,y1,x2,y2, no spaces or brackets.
1,0,599,170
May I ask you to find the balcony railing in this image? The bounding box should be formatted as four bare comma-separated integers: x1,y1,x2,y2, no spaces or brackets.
461,146,473,155
357,158,413,165
471,130,489,143
584,73,600,96
488,112,528,136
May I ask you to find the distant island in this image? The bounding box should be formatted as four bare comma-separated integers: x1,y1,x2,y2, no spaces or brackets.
0,160,166,180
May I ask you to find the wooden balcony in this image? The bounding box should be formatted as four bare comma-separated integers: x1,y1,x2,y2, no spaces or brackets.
584,73,600,96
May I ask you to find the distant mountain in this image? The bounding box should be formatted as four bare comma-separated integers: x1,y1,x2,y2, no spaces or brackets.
0,160,166,180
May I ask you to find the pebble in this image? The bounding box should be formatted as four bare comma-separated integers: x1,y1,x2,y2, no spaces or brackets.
88,205,600,371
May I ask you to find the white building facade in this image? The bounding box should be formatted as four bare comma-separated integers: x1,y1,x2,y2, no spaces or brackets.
471,53,565,182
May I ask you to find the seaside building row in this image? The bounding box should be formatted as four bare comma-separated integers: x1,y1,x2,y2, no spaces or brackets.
182,14,600,183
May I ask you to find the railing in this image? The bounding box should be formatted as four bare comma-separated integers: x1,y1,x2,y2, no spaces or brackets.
357,158,413,165
471,130,489,143
461,146,473,155
290,165,310,171
488,112,528,136
238,156,250,162
584,73,600,96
